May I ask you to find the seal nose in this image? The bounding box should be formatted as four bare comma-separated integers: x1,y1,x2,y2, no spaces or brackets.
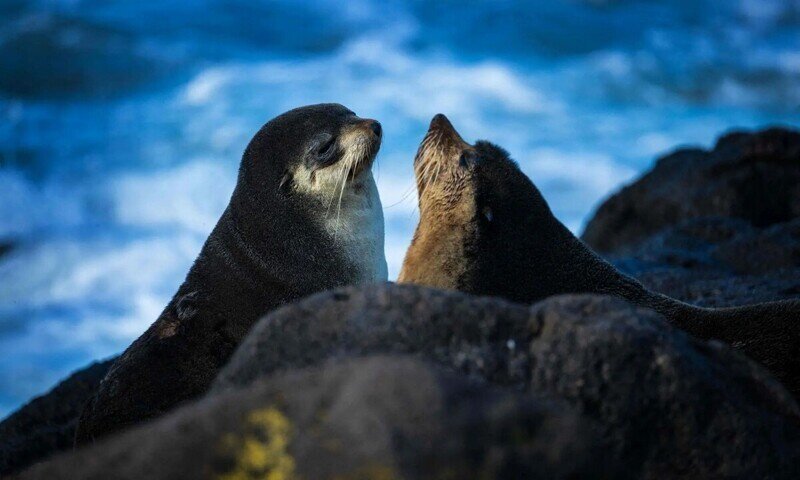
429,113,455,133
367,120,382,138
428,113,468,148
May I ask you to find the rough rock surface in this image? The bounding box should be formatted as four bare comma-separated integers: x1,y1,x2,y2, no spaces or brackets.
18,355,615,480
212,284,800,479
582,127,800,254
0,359,114,475
607,217,800,307
580,127,800,314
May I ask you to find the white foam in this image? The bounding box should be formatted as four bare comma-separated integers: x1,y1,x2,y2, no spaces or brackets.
182,69,233,106
0,170,87,238
112,161,234,234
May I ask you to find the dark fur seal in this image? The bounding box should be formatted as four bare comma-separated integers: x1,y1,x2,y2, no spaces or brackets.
399,114,800,396
76,104,387,443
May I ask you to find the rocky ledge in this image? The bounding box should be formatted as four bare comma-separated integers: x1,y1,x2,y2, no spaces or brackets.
16,288,800,479
3,126,800,478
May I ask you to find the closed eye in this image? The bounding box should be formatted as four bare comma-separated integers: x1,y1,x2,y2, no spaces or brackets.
318,136,336,157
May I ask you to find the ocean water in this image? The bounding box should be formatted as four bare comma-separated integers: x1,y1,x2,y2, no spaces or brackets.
1,0,798,417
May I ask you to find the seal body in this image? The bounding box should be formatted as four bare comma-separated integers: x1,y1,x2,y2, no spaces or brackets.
77,104,387,443
399,114,800,396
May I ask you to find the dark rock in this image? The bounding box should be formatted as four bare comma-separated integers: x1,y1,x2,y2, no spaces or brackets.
712,218,800,275
580,128,800,337
582,127,800,254
606,217,800,307
527,294,800,478
213,284,800,479
0,359,114,476
17,355,615,480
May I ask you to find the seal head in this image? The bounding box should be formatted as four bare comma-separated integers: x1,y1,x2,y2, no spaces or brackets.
398,113,579,300
233,103,388,284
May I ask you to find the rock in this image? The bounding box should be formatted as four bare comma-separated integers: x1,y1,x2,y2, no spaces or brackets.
0,359,114,476
606,217,800,307
213,284,800,479
527,294,800,478
582,127,800,254
17,355,615,480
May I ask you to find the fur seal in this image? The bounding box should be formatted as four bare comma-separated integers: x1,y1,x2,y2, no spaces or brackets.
399,113,800,395
76,104,388,443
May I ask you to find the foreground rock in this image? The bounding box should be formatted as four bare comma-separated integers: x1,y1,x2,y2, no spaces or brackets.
19,355,614,480
212,284,800,479
0,359,113,475
583,127,800,254
14,285,800,479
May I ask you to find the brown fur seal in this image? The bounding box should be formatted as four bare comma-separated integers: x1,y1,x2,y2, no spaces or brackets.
76,104,387,443
399,113,800,396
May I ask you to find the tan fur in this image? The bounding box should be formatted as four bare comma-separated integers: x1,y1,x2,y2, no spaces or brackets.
398,193,474,288
398,117,476,289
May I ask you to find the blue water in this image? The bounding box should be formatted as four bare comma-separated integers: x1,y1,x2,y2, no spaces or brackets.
0,0,798,417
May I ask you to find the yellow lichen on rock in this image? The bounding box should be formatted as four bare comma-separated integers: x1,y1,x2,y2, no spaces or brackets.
218,407,296,480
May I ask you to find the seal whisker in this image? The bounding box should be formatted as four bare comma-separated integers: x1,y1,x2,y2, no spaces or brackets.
384,183,418,209
325,174,341,217
333,157,349,234
418,157,433,182
419,159,436,193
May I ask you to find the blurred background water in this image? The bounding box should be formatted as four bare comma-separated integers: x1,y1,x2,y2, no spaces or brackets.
0,0,798,417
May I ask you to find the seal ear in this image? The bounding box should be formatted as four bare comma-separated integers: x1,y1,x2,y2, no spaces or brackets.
278,171,293,194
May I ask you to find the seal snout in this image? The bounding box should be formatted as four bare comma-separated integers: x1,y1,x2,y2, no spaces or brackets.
366,120,382,138
354,119,381,141
335,118,382,182
429,113,454,133
426,114,468,148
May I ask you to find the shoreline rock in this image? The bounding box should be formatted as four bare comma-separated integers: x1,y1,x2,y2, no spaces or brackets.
582,127,800,254
213,285,800,478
